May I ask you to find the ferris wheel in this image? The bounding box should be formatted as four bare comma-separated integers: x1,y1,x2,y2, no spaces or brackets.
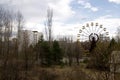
77,22,109,42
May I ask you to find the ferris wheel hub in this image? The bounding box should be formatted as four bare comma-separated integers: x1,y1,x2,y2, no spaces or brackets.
89,33,99,42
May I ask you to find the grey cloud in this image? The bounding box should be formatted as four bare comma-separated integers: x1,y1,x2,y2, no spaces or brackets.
1,0,74,24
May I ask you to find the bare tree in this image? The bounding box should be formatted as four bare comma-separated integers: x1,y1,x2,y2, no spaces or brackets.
16,11,24,53
2,6,14,65
0,6,5,55
45,8,53,46
0,5,21,80
116,26,120,41
22,30,29,80
74,41,83,65
62,36,74,66
115,26,120,50
58,36,77,66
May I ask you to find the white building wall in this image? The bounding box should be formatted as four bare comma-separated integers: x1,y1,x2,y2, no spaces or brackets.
20,30,43,46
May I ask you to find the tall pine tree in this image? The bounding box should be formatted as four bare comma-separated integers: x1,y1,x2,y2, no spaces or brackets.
52,40,63,65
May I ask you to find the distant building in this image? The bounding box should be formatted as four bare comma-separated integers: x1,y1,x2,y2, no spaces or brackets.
22,30,43,45
110,51,120,73
18,30,43,51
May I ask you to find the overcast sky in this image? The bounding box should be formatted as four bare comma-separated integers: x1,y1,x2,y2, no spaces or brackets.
0,0,120,40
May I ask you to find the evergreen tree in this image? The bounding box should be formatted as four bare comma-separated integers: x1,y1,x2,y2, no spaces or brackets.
34,35,52,66
108,38,117,53
34,35,44,64
42,41,52,66
52,40,63,65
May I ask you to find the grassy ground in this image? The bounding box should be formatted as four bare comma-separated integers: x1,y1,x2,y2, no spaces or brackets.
17,63,120,80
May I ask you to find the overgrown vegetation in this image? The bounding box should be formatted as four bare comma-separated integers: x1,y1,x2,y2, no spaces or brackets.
1,4,120,80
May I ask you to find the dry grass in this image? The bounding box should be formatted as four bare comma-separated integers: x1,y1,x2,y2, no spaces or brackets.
15,64,120,80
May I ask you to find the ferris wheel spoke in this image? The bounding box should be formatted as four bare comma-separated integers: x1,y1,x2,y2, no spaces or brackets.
80,34,89,37
94,26,98,33
92,26,93,33
90,27,92,33
83,37,89,39
86,23,91,33
82,31,90,36
98,30,104,34
93,25,98,33
85,27,91,34
98,28,106,34
82,26,91,35
96,27,101,33
86,23,91,34
80,37,88,39
96,25,102,33
80,37,89,42
93,26,95,33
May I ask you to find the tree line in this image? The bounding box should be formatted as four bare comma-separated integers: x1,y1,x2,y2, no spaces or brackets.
1,3,120,80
